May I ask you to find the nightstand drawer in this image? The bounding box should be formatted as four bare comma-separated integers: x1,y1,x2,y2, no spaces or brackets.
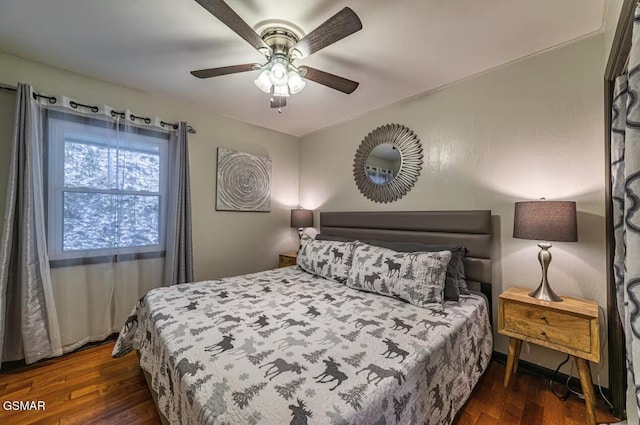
503,301,591,352
279,253,297,268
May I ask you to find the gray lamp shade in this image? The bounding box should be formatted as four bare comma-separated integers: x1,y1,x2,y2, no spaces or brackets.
513,201,578,242
291,209,313,228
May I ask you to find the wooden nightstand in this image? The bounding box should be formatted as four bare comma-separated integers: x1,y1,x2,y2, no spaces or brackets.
498,287,600,425
278,252,297,268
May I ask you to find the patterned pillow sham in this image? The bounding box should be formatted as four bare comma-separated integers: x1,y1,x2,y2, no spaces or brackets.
297,233,356,284
347,243,452,309
317,235,468,300
366,241,468,300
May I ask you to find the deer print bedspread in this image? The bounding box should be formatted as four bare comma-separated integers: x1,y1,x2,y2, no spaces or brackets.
112,267,492,425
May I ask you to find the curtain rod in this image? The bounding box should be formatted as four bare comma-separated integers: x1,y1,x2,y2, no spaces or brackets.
0,83,196,134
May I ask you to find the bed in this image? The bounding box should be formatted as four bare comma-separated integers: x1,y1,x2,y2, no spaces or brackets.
112,210,494,425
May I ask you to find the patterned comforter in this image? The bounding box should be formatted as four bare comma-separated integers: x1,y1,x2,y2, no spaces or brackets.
112,267,492,425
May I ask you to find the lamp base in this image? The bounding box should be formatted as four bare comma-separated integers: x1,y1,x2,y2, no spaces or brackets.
528,242,563,302
528,284,563,302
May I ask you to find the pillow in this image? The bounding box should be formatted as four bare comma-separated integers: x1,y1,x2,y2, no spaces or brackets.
347,243,451,309
297,233,356,284
315,234,354,242
362,241,468,300
316,236,469,298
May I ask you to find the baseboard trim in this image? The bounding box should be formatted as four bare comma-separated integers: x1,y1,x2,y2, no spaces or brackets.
492,351,611,402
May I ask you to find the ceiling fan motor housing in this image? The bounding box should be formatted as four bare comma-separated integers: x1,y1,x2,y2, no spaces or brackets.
259,27,300,57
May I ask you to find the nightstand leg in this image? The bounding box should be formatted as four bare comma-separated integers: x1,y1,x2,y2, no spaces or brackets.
504,338,523,387
575,357,597,425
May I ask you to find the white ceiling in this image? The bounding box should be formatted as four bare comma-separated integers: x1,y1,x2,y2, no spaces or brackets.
0,0,605,136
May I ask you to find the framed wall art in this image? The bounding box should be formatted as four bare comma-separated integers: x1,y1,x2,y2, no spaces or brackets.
216,147,272,212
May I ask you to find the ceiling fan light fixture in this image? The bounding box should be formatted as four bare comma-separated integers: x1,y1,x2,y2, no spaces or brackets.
269,62,288,86
273,84,290,97
190,1,362,111
254,69,272,93
287,71,306,94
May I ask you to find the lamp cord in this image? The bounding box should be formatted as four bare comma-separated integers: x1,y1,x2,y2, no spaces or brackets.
550,354,571,400
549,306,614,410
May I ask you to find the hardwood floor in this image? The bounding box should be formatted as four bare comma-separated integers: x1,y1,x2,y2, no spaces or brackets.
453,360,620,425
0,343,159,425
0,342,621,425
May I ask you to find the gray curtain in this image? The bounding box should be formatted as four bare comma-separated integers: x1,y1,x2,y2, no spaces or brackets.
0,83,62,366
612,6,640,419
164,122,194,285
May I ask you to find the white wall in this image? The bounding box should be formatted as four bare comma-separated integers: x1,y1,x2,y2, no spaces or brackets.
299,34,608,382
604,0,625,65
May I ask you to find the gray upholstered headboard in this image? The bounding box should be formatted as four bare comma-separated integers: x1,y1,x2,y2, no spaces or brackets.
320,210,492,284
319,210,494,322
320,210,493,319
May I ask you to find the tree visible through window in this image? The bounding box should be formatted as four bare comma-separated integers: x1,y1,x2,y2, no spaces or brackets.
47,112,168,261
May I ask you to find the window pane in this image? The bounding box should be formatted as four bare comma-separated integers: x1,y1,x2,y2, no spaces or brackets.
63,192,116,251
118,146,160,192
118,195,160,248
64,139,114,189
65,139,161,192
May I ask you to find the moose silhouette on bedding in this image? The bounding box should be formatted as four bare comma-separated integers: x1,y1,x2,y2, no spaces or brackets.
112,263,492,425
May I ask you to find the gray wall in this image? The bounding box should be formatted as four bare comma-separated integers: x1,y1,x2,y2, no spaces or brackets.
0,90,15,223
299,34,608,383
0,51,301,281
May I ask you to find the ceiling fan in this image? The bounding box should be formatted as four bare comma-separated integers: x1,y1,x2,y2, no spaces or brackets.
190,0,362,111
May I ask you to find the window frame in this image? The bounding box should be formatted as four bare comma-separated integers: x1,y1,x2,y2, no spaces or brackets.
46,111,169,262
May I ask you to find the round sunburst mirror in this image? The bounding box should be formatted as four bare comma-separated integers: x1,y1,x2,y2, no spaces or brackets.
353,124,423,203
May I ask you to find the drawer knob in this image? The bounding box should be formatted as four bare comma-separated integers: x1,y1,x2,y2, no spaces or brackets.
540,331,546,336
540,315,546,320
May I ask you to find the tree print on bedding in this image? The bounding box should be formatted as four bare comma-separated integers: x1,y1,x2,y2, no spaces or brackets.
297,233,357,283
111,266,492,425
247,349,274,366
303,348,328,364
232,382,267,409
347,244,452,309
274,377,306,400
343,351,367,368
338,383,368,411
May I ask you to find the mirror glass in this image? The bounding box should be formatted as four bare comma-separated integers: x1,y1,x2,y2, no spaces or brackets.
365,143,402,185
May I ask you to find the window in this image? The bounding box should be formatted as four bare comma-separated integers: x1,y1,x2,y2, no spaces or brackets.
366,166,394,184
46,112,169,261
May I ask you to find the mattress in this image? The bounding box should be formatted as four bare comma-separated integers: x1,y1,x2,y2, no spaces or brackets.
113,266,492,425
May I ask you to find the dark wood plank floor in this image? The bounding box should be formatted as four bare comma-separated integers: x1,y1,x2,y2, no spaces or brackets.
453,360,620,425
0,342,621,425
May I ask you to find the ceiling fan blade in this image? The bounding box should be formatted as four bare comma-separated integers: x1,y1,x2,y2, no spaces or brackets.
270,96,287,109
194,0,271,54
191,63,258,79
292,7,362,58
299,66,359,94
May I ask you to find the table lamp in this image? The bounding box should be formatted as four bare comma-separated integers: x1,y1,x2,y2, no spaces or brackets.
291,208,313,239
513,199,578,302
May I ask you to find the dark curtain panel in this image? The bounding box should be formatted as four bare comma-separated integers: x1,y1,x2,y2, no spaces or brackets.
164,122,194,285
